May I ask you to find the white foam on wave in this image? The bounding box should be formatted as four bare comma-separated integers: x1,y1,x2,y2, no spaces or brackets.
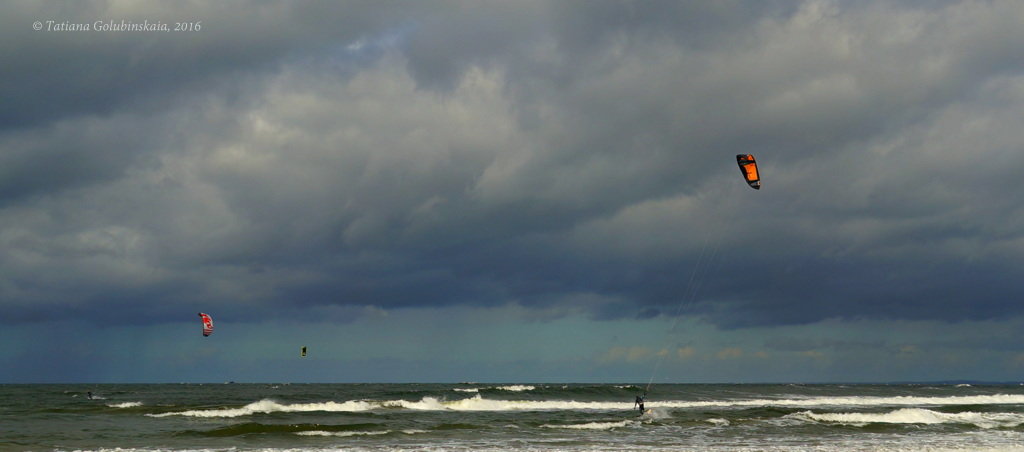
296,430,390,437
643,407,673,420
386,396,449,410
442,393,1024,412
541,420,638,430
790,408,1024,429
146,395,627,417
147,399,374,418
60,447,1024,452
663,393,1024,409
143,393,1024,418
452,385,534,393
444,395,619,411
296,429,427,437
107,401,142,408
496,385,535,392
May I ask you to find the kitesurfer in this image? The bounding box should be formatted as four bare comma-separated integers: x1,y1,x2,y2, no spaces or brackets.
87,391,93,400
634,394,645,413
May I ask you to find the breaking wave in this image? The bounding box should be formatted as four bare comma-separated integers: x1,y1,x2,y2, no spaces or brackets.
148,395,633,418
495,385,535,392
541,420,638,430
664,393,1024,409
452,385,534,394
790,408,1024,429
146,393,1024,418
296,430,390,437
107,401,143,408
147,399,374,418
296,429,428,437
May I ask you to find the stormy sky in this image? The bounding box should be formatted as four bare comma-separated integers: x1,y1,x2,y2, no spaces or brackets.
3,0,1024,383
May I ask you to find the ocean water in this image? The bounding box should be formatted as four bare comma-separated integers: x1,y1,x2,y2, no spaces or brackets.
3,383,1024,451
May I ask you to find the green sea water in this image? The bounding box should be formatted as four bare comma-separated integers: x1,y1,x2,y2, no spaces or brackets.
3,383,1024,451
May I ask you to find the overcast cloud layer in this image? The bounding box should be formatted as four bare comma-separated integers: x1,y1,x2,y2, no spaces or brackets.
2,0,1024,383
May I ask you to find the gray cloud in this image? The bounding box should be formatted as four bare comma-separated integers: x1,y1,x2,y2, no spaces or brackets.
2,0,1024,333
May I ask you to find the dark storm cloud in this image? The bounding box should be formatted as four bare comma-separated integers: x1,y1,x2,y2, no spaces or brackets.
0,116,154,206
0,1,415,129
0,0,421,207
2,0,1024,330
400,1,797,90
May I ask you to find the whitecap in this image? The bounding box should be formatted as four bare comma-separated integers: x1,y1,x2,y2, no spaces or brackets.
790,408,1024,429
642,407,673,421
147,399,374,418
296,430,390,437
541,420,637,430
654,394,1024,409
495,385,535,392
144,393,1024,418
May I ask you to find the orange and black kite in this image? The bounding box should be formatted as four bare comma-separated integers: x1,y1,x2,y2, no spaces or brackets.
736,154,760,190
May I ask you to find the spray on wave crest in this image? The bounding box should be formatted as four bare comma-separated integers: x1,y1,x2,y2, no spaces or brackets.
146,393,1024,418
790,408,1024,429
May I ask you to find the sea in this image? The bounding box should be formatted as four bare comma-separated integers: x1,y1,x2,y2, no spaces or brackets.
3,383,1024,451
